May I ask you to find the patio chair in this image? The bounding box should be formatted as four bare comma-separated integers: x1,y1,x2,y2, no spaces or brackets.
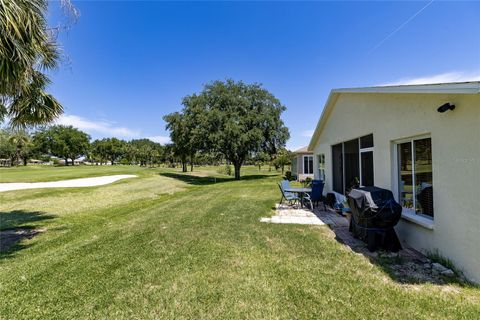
278,182,300,207
280,180,291,191
310,180,327,210
302,192,314,211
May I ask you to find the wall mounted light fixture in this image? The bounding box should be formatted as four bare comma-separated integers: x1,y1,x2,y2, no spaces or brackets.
437,103,455,113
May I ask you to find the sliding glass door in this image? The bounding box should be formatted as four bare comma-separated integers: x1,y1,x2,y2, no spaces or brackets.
332,143,343,194
344,139,360,190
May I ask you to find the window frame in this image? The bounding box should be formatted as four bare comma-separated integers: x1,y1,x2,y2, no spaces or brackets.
318,154,326,181
393,134,433,220
303,155,314,174
332,134,374,194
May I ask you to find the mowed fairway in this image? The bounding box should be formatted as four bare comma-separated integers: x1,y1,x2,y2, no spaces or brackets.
0,166,479,319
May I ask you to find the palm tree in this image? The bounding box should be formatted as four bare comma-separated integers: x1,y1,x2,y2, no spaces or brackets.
0,1,76,127
8,130,31,165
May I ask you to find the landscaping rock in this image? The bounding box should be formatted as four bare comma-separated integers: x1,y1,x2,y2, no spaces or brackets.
432,262,449,273
380,252,399,259
441,269,455,277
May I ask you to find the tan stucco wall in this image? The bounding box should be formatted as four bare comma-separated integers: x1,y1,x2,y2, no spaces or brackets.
311,92,480,282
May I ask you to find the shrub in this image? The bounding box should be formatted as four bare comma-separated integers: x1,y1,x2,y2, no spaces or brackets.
284,171,294,181
217,165,233,176
302,177,312,187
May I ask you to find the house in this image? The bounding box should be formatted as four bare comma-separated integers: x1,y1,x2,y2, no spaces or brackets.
291,146,315,181
308,81,480,283
57,158,85,166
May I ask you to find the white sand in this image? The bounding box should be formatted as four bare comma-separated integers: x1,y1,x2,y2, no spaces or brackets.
0,175,137,193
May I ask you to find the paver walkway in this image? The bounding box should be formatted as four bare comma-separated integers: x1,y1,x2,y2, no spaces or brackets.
0,175,137,192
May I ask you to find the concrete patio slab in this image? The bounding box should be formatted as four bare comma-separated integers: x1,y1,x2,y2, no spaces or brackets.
260,203,325,225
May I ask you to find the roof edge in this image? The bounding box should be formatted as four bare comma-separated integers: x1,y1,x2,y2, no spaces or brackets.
307,81,480,150
332,81,480,95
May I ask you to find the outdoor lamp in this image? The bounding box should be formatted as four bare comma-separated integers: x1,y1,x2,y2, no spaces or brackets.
437,103,455,113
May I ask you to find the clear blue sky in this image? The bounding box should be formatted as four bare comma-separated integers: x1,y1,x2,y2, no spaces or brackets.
47,1,480,150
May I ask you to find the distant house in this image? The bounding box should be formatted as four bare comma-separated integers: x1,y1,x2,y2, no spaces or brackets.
308,81,480,283
58,158,84,166
0,159,12,167
291,146,315,181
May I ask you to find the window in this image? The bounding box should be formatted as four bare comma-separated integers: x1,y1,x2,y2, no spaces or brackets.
397,137,433,218
303,155,313,174
332,134,374,194
318,154,325,181
359,134,374,188
361,151,374,187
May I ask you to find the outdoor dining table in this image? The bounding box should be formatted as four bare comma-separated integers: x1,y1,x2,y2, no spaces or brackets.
284,187,312,208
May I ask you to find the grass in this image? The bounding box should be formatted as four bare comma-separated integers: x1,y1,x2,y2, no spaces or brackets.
1,165,479,319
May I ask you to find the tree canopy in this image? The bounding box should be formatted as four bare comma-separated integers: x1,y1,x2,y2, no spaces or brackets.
91,138,126,165
164,79,290,179
33,125,90,165
0,1,77,127
163,112,192,172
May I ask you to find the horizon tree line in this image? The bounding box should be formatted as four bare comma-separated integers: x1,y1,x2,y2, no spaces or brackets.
0,123,294,173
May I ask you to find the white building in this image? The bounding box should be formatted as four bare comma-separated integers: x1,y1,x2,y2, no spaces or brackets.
291,146,315,181
308,82,480,282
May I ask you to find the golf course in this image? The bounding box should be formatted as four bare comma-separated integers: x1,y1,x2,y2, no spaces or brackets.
1,166,479,319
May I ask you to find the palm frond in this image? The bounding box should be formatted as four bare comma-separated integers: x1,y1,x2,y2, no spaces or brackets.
9,89,63,128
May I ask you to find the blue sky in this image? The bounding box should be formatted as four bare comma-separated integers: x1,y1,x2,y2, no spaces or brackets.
47,1,480,150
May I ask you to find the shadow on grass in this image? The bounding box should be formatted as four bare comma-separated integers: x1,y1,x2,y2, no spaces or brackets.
0,210,55,257
159,172,273,186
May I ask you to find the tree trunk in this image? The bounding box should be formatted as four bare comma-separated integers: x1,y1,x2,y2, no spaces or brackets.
234,162,242,180
182,160,187,172
65,158,69,166
23,158,28,166
281,165,285,174
190,154,194,172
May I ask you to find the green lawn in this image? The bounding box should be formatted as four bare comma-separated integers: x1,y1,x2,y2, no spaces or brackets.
0,166,479,319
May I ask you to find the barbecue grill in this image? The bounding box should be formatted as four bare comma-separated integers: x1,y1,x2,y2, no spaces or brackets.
347,186,402,252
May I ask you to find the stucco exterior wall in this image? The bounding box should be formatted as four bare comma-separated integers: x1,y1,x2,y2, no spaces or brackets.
311,92,480,282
